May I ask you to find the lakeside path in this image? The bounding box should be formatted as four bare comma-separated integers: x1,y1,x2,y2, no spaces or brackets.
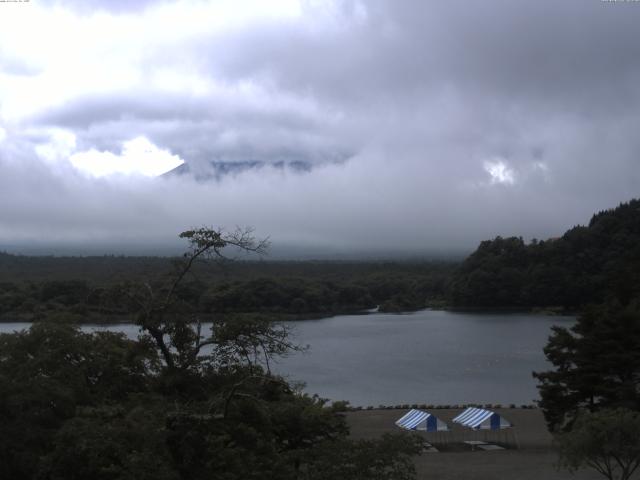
346,408,602,480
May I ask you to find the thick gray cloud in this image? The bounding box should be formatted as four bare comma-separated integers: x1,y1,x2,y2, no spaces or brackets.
1,0,639,256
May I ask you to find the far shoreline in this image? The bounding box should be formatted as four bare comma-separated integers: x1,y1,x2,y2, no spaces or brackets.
0,305,577,325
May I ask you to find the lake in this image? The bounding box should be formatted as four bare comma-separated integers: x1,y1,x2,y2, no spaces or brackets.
0,310,571,406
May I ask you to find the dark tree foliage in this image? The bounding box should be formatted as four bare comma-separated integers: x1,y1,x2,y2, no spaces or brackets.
555,408,640,480
0,228,420,480
200,277,375,316
300,433,422,480
533,303,640,431
0,258,454,322
0,322,159,480
450,198,640,309
38,405,178,480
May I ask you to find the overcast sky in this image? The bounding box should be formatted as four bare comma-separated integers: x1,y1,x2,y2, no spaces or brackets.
1,0,639,257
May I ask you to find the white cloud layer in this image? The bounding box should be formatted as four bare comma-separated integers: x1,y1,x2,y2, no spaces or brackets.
1,0,640,255
70,137,184,177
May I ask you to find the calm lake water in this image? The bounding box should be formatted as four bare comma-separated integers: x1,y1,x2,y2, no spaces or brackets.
0,310,572,406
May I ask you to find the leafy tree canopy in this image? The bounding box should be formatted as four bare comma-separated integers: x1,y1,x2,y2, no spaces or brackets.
534,303,640,431
556,408,640,480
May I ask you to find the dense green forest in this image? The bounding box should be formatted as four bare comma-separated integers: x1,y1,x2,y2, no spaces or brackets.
0,255,454,322
449,199,640,310
2,198,640,321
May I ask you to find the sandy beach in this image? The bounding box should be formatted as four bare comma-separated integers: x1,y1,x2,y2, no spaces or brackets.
346,408,603,480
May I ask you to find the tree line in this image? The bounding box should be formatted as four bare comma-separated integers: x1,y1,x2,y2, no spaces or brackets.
449,199,640,310
0,260,454,322
4,199,640,321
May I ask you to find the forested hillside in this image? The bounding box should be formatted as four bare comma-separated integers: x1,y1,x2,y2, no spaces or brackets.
449,199,640,309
